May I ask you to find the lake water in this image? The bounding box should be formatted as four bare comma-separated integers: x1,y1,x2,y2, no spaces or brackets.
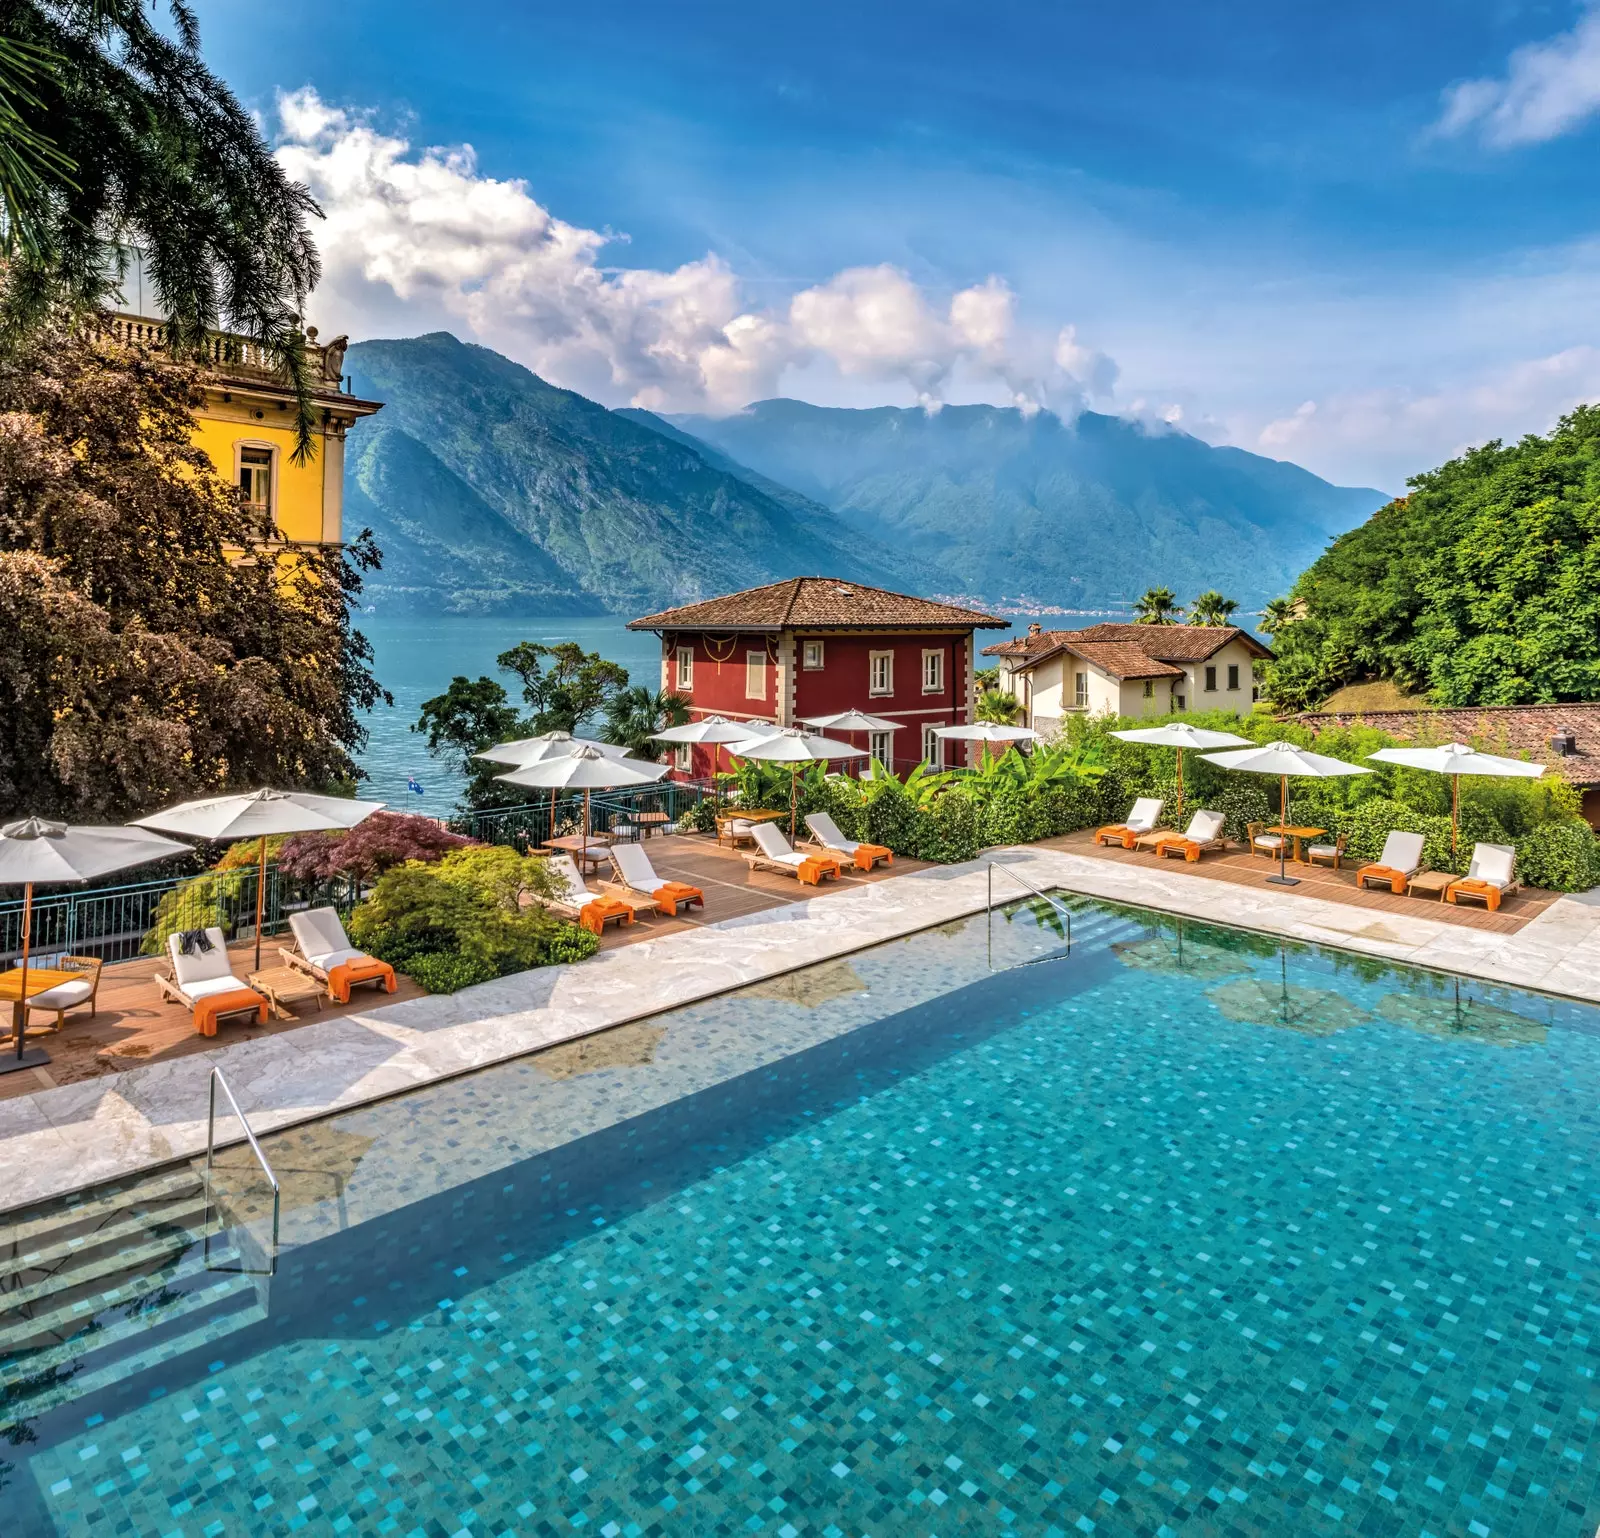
353,611,1081,816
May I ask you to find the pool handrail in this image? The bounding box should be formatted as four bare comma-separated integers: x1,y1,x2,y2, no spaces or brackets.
985,860,1073,971
205,1065,280,1274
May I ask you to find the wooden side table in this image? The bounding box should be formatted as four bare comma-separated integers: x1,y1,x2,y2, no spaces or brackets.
1407,871,1454,902
248,965,327,1020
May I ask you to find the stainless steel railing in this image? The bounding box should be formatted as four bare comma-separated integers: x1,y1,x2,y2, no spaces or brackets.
986,860,1074,972
204,1067,280,1275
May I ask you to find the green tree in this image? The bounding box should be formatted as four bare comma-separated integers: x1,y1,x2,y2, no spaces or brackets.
497,641,629,733
1133,586,1183,625
413,676,527,810
975,688,1021,724
1259,596,1295,634
0,1,324,456
1189,590,1238,626
0,317,384,820
600,686,690,760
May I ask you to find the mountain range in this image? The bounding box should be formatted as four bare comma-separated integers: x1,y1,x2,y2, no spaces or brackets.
343,333,1388,617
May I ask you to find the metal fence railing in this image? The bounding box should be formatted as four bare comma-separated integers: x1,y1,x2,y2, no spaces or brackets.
0,864,360,972
453,778,716,849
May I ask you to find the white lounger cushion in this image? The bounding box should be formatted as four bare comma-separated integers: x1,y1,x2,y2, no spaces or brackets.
612,843,670,894
168,927,233,988
1126,798,1163,832
28,978,93,1009
805,812,859,854
290,908,351,965
1465,842,1517,889
1180,810,1225,843
546,853,593,907
182,973,254,1001
1374,830,1426,875
752,822,806,865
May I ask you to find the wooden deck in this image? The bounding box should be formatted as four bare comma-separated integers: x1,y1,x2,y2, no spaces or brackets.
1043,828,1557,935
0,832,924,1102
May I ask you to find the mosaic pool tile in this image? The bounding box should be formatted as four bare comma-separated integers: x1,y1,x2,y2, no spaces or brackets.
3,900,1598,1536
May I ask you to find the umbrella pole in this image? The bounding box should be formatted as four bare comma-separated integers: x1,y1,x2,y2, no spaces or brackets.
253,834,267,973
1176,748,1184,825
1452,774,1459,861
12,882,32,1062
1268,771,1299,887
790,767,799,841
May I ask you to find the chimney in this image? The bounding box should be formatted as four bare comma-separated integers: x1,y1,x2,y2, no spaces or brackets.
1550,727,1578,756
1027,622,1042,637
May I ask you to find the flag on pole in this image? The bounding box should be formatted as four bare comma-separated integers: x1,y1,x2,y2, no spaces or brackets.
406,776,424,796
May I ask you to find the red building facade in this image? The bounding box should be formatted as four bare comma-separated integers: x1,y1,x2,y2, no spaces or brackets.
629,578,1008,777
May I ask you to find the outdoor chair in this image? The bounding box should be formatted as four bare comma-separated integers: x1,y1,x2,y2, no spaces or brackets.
1153,810,1227,863
1095,798,1163,850
609,843,705,915
745,822,843,886
804,811,893,870
1356,831,1427,895
23,955,103,1032
157,927,267,1036
1306,833,1348,870
1247,821,1285,861
539,853,639,933
1446,843,1521,913
283,908,398,1002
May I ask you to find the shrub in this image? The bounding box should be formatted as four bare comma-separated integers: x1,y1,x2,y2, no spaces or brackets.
404,953,498,994
538,923,603,966
1206,783,1273,843
279,812,474,884
1514,820,1600,893
915,792,980,863
1341,798,1455,871
676,797,717,835
864,779,921,853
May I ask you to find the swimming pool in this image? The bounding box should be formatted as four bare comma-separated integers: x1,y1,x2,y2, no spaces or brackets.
2,895,1597,1535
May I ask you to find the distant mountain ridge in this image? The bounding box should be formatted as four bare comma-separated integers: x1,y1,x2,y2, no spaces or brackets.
340,332,1386,617
654,399,1388,609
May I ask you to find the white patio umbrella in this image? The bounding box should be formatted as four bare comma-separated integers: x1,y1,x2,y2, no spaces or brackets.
1366,743,1545,857
651,716,781,798
475,731,633,767
1199,741,1371,887
135,789,384,971
799,710,903,774
1111,722,1252,822
932,718,1040,773
496,744,668,849
0,820,191,1073
727,727,869,838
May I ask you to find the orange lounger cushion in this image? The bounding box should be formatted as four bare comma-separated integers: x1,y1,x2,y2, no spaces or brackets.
853,842,893,871
327,957,399,1003
578,897,634,936
1446,878,1502,911
797,854,842,886
1357,864,1410,895
1155,837,1205,863
1094,825,1138,849
193,988,267,1037
652,882,705,916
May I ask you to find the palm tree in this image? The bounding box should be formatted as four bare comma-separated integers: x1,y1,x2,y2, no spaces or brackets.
1189,590,1239,627
1133,586,1183,625
976,688,1021,724
1,2,323,457
600,687,691,761
1259,596,1296,634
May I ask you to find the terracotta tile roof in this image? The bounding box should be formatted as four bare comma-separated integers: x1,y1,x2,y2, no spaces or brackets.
1293,702,1600,785
985,622,1271,672
1070,642,1186,680
630,578,1007,632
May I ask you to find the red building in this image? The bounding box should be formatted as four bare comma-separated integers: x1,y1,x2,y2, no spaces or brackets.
629,578,1008,776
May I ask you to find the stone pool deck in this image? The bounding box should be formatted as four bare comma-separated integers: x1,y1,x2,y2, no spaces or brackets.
4,842,1600,1216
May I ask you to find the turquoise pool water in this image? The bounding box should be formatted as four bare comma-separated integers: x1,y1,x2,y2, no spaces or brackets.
2,898,1598,1535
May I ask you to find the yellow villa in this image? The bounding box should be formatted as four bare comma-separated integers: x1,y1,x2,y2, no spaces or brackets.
104,313,382,546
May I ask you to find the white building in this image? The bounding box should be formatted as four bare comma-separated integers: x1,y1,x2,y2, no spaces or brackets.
985,622,1272,736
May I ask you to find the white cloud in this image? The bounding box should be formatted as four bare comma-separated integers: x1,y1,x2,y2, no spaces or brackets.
277,89,1112,414
1436,6,1600,146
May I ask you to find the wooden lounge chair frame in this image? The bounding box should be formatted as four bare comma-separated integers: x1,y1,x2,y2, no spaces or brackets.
536,854,638,929
156,927,265,1023
280,908,389,993
1355,831,1428,895
1095,798,1164,850
744,822,841,883
1445,844,1521,913
1153,811,1228,863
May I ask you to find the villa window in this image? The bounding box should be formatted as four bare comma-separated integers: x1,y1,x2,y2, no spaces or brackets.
1142,680,1154,699
1204,665,1217,692
803,639,825,670
675,646,693,690
869,650,893,696
1227,663,1240,691
745,651,766,700
1074,671,1088,709
673,744,692,772
237,445,274,522
922,648,943,693
923,724,941,765
868,729,892,765
1176,693,1186,711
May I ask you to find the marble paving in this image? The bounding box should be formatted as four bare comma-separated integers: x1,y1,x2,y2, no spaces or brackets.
4,844,1600,1216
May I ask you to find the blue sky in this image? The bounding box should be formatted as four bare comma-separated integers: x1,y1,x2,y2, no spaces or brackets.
196,0,1600,488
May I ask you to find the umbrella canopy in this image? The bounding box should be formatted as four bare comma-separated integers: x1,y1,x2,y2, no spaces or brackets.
1199,741,1370,887
652,715,781,744
1367,742,1544,856
727,727,868,837
0,820,192,1072
1111,722,1252,822
496,744,668,844
933,721,1039,744
798,709,903,734
135,789,384,969
475,731,633,767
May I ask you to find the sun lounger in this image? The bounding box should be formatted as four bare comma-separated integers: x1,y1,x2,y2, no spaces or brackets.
805,811,893,870
538,853,638,933
1153,810,1227,862
610,843,705,915
281,907,399,1002
1446,843,1521,912
1095,798,1163,849
157,927,268,1035
1356,831,1427,894
746,822,843,885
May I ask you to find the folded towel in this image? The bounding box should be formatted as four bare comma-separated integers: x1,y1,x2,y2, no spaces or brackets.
852,842,893,871
578,897,633,936
651,881,705,916
797,854,842,886
327,956,399,1003
193,987,266,1037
